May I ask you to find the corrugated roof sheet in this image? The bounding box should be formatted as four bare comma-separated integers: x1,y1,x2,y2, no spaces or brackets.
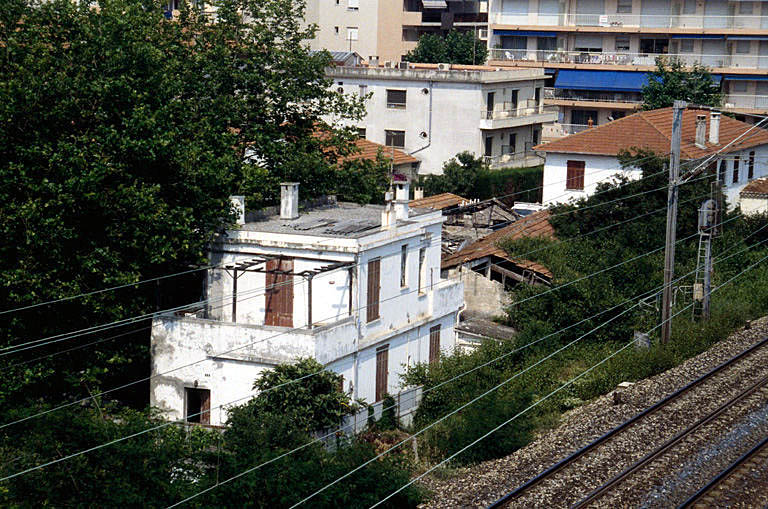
535,107,768,159
410,193,467,210
442,210,555,277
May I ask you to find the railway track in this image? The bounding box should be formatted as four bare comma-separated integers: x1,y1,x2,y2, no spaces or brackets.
488,335,768,509
680,435,768,508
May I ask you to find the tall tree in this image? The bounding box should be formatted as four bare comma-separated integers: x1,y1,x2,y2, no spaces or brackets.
0,0,363,410
405,30,488,65
642,57,723,110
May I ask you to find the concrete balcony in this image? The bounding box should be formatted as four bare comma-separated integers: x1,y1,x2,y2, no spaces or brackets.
484,150,544,169
490,12,768,31
724,94,768,112
543,87,643,110
489,49,768,71
480,103,558,130
542,123,591,141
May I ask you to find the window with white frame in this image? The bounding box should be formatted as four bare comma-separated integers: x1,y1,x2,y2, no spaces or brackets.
347,27,358,41
616,0,632,14
615,36,630,52
348,0,359,9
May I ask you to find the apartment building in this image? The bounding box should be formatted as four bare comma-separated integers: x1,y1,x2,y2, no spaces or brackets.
150,182,463,426
304,0,489,63
487,0,768,134
326,63,557,176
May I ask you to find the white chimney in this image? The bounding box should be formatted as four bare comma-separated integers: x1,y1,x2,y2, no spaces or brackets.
709,111,720,145
394,180,410,220
230,195,245,225
414,187,424,200
381,187,396,229
280,182,299,220
695,114,707,149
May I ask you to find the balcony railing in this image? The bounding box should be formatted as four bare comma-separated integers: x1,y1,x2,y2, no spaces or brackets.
482,102,557,120
543,87,643,104
489,49,768,70
491,12,768,30
724,94,768,110
484,149,544,169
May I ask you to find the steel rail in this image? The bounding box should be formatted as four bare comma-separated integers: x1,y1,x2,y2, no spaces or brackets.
488,335,768,508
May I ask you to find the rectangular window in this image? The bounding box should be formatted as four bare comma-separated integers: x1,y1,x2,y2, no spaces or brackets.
683,0,696,14
736,40,751,55
356,127,366,139
385,129,405,148
610,110,626,121
418,247,426,295
484,136,494,157
749,151,755,179
375,345,388,402
680,39,694,53
739,1,753,15
334,26,339,35
718,159,726,182
733,156,740,183
732,81,748,93
615,36,630,52
347,27,358,41
185,388,211,425
566,160,586,190
616,0,632,14
429,325,441,364
400,245,408,287
640,38,669,54
367,258,380,322
386,89,406,109
358,84,367,97
348,0,359,9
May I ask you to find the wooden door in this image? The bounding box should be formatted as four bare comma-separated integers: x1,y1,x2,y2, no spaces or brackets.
376,346,389,402
265,257,293,327
429,325,441,364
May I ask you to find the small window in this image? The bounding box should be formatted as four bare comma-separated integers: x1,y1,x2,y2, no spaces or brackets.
682,0,696,14
185,388,211,425
615,37,630,52
334,26,339,35
616,0,632,14
566,160,586,190
739,1,753,15
348,0,359,9
429,325,441,364
718,159,726,182
484,136,494,157
386,89,407,109
733,156,740,183
749,151,755,179
356,127,366,139
347,27,358,41
358,84,368,97
732,81,748,93
400,245,408,287
385,129,405,148
680,40,694,53
532,129,540,146
418,247,426,295
736,40,751,55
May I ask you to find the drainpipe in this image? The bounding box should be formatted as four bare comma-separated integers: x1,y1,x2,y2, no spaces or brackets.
353,253,361,402
409,80,434,157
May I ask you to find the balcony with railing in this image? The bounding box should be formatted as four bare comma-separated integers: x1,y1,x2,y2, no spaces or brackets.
724,94,768,111
484,148,544,169
542,123,592,141
491,12,768,30
480,102,559,129
489,49,768,70
543,87,643,106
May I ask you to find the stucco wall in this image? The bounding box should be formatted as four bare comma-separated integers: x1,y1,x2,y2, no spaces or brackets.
446,264,510,319
541,153,641,204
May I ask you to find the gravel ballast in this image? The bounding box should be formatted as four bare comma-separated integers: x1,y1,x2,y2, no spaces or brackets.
419,316,768,508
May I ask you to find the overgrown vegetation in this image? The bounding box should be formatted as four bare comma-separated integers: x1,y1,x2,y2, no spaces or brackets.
418,151,543,202
403,151,768,471
404,30,488,66
642,57,722,110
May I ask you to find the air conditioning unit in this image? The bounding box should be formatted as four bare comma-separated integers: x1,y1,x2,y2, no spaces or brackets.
397,61,409,70
437,62,451,71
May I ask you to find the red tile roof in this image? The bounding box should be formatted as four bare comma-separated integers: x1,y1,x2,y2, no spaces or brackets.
740,178,768,197
410,193,468,210
442,210,555,277
337,138,419,166
535,108,768,159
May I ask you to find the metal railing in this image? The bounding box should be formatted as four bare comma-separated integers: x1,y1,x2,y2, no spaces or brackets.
543,87,643,104
489,49,768,69
491,12,768,29
724,94,768,110
481,103,557,120
483,149,544,168
543,123,592,137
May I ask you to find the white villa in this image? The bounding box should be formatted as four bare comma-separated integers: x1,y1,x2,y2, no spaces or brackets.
536,107,768,208
150,182,464,426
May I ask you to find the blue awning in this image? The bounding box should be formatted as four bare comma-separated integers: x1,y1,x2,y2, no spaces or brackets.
671,34,725,39
494,29,557,37
725,75,768,82
554,70,650,92
728,35,768,41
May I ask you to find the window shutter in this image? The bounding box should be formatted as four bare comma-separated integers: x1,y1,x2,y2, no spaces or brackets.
566,160,585,190
367,259,380,322
376,346,389,401
429,325,441,364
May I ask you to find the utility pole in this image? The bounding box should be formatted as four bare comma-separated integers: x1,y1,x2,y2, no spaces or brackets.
661,100,686,343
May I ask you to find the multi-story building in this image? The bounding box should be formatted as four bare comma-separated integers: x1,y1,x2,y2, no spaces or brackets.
487,0,768,133
150,182,464,426
326,63,558,176
304,0,489,63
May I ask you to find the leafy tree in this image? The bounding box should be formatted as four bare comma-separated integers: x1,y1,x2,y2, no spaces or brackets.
0,0,363,411
405,30,488,65
336,149,392,205
420,151,487,197
642,57,723,110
